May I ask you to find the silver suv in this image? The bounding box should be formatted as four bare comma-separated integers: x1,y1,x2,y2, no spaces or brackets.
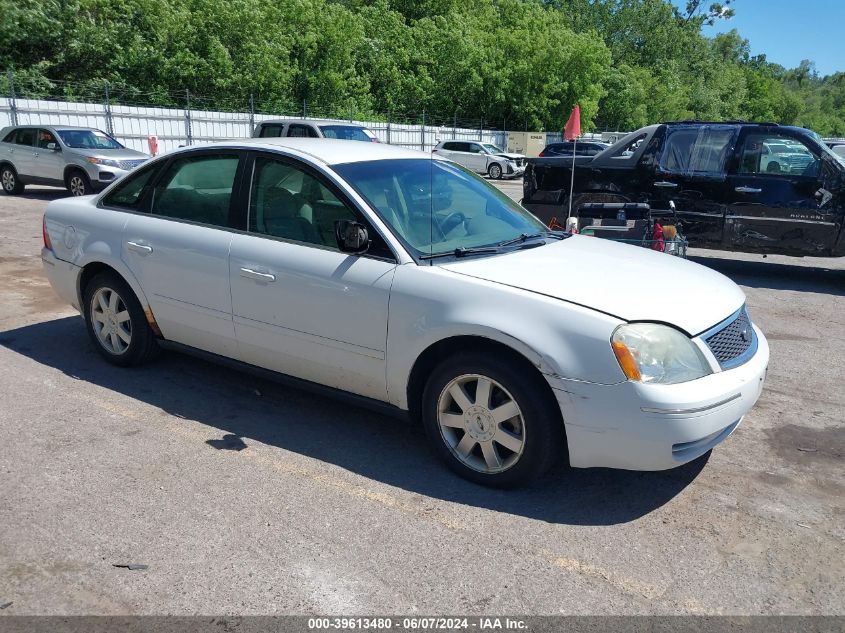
432,140,526,179
0,125,149,196
253,119,379,142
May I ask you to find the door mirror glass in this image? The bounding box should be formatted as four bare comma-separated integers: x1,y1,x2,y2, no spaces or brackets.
47,142,59,151
334,219,370,253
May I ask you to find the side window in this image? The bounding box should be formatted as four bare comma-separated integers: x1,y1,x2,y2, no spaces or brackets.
287,124,319,138
659,126,735,175
739,133,819,177
468,144,484,154
15,129,36,147
2,130,16,143
101,164,157,209
37,129,58,149
249,156,356,248
149,154,239,227
453,142,470,152
608,133,647,160
442,142,457,151
259,124,284,138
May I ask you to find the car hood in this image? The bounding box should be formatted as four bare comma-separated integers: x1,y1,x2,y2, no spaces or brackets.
68,148,149,160
495,153,526,160
439,236,745,336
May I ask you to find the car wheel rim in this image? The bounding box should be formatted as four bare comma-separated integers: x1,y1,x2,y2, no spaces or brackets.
70,176,85,196
1,170,13,192
490,166,501,178
90,287,132,354
437,373,525,474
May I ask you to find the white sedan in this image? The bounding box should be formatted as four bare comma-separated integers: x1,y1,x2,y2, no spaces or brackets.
42,139,769,486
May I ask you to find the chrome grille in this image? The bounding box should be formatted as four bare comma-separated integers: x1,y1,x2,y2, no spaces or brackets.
704,307,755,369
118,159,147,171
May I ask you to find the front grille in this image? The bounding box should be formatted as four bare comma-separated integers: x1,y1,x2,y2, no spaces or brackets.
704,306,755,369
118,159,147,171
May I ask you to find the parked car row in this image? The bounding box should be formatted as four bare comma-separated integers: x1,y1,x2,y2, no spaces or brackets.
41,137,768,486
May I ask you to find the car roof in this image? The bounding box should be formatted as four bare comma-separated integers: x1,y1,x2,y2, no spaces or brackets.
257,119,371,128
183,137,428,165
4,125,98,131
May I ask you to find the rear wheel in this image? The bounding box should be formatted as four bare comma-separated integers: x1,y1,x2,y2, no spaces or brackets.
488,163,503,180
67,169,94,196
421,351,563,487
83,272,158,366
1,165,24,195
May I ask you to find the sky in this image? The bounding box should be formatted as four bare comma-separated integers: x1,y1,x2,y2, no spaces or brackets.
674,0,844,77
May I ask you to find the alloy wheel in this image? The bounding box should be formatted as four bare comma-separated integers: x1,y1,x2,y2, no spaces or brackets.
1,169,14,192
489,164,502,179
69,175,87,196
90,287,132,354
437,373,525,474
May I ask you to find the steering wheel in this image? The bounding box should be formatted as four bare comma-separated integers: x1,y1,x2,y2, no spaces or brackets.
438,211,466,235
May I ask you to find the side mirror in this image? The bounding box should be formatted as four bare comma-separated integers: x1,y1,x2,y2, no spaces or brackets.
334,219,370,254
47,142,60,151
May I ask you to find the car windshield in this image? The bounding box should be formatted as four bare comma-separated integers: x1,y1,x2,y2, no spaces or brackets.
57,129,123,150
481,144,504,154
319,125,374,142
807,130,845,169
333,158,549,258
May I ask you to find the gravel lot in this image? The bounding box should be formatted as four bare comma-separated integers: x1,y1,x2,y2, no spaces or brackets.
0,184,842,615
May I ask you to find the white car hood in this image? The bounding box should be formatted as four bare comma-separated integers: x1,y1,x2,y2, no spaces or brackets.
440,235,745,336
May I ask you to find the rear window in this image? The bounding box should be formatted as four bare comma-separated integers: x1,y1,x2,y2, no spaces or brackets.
319,125,375,142
258,124,285,138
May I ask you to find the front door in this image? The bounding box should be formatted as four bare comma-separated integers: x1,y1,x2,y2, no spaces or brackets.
649,124,737,247
725,129,839,255
34,129,65,183
121,151,244,357
229,152,397,401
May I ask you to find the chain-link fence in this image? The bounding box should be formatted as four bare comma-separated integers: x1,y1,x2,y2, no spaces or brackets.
0,72,631,155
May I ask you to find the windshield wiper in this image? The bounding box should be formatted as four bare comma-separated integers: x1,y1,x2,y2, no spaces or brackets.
496,231,568,248
419,246,501,260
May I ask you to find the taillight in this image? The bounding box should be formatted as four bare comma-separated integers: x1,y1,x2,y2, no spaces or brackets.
43,215,53,251
539,150,546,157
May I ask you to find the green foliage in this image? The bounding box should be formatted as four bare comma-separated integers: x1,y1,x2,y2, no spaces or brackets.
1,0,843,136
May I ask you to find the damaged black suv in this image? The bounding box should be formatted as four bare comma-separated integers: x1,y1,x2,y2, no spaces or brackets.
523,122,845,257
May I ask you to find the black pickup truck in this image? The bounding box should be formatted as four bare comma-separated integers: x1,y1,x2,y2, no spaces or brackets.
522,122,845,257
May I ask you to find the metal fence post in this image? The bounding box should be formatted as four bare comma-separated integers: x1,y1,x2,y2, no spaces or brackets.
479,117,483,141
452,111,457,140
7,70,18,127
184,89,192,146
103,81,114,136
249,94,255,135
421,110,425,152
302,99,307,118
386,109,391,145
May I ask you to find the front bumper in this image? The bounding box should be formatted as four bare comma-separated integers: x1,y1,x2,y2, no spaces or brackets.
546,325,769,470
504,164,526,179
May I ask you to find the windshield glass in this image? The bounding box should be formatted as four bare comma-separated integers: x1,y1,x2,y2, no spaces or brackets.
319,125,374,142
481,144,504,154
808,130,845,169
57,129,124,150
333,158,548,258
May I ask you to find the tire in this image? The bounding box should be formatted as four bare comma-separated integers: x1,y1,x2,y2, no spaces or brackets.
488,163,503,180
421,351,564,487
1,165,25,195
82,272,158,366
67,169,94,197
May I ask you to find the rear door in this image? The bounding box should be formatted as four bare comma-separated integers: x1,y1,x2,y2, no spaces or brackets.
9,128,37,177
120,150,246,357
724,129,838,255
650,124,737,247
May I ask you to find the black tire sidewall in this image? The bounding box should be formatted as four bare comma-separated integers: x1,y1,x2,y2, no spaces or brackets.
82,272,154,366
1,166,23,195
421,351,563,487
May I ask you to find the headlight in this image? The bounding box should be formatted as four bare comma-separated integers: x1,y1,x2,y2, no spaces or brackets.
86,157,120,168
611,323,711,385
506,160,516,167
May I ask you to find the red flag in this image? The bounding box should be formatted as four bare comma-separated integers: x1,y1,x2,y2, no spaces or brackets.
564,104,581,141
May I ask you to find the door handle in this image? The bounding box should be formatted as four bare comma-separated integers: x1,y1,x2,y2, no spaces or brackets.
33,152,39,157
240,267,276,282
735,186,762,194
126,241,153,255
654,181,678,188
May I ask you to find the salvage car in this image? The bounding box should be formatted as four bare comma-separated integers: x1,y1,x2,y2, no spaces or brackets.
1,125,148,196
432,140,526,179
253,119,379,142
539,141,609,157
523,122,845,257
41,139,768,486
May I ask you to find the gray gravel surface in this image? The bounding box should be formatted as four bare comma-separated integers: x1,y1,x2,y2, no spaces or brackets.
0,185,842,615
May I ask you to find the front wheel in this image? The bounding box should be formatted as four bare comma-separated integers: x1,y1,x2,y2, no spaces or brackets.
421,352,564,487
1,165,24,195
67,170,94,196
488,163,503,180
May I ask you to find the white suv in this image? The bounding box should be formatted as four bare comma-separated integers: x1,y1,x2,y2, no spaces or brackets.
41,138,768,486
432,140,526,179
